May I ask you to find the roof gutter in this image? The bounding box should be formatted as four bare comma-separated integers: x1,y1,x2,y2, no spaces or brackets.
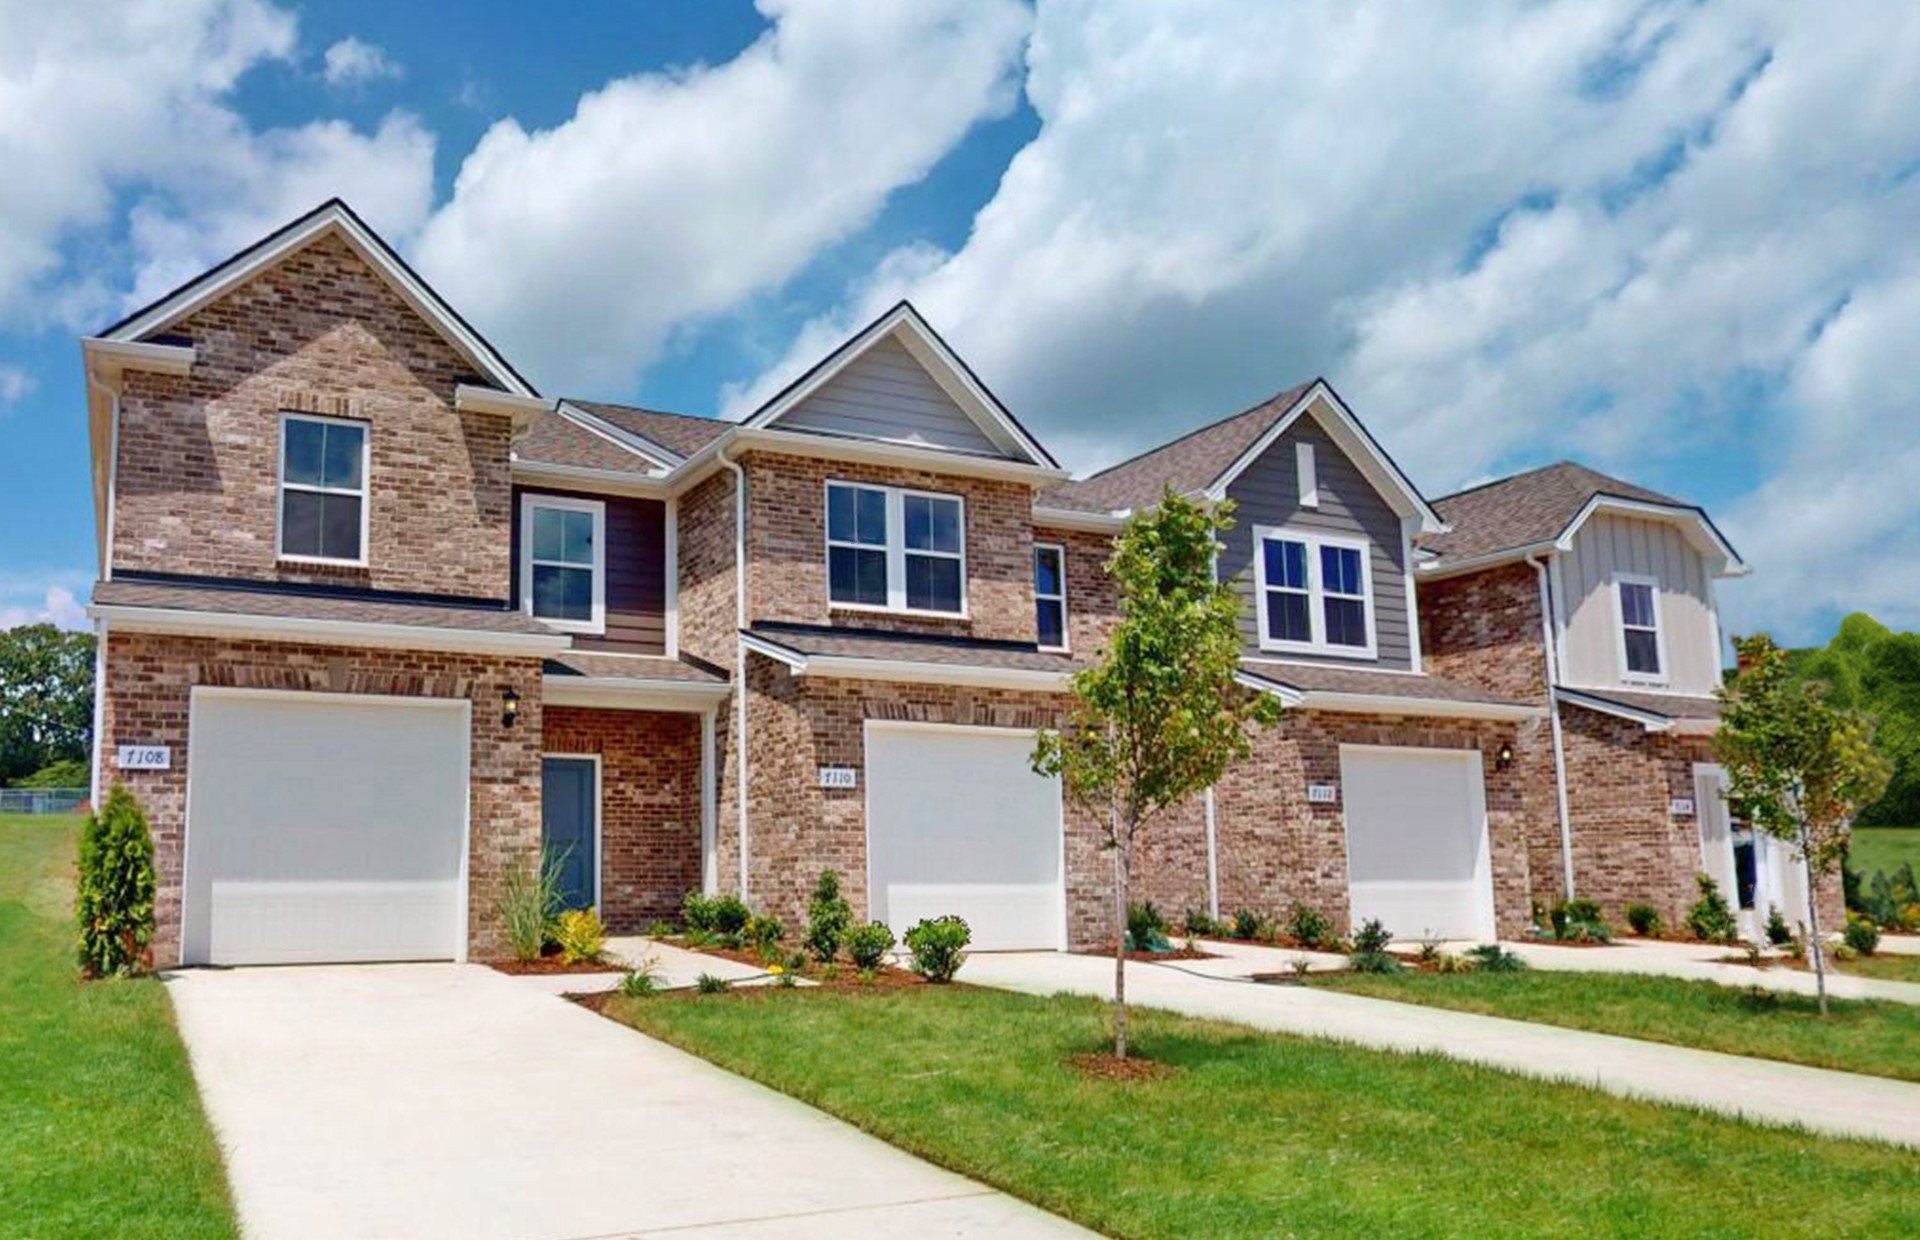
87,603,572,658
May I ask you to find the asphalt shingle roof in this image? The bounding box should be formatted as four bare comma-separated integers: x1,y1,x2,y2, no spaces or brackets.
514,408,661,475
544,652,727,685
91,577,552,634
1237,661,1530,708
1426,461,1685,564
1557,686,1720,722
747,622,1079,675
564,400,733,460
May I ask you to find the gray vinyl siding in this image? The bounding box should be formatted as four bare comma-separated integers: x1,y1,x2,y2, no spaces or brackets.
1219,413,1414,670
1557,513,1720,693
777,336,1002,456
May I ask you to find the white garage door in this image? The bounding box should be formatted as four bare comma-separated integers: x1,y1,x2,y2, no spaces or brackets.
864,723,1064,951
182,690,470,966
1340,745,1495,942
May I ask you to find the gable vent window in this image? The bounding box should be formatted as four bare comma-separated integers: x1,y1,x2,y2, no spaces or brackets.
279,413,367,564
520,494,606,634
827,481,966,616
1034,543,1067,651
1253,527,1377,658
1617,576,1665,681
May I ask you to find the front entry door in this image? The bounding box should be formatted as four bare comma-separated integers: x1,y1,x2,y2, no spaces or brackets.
542,756,598,911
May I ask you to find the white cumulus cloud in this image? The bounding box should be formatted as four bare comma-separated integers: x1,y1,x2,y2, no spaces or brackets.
413,0,1031,392
322,36,401,87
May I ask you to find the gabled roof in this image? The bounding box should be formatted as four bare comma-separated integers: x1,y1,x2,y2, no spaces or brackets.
1045,380,1444,533
741,301,1059,470
1425,461,1746,576
513,407,665,477
97,198,536,398
563,400,732,461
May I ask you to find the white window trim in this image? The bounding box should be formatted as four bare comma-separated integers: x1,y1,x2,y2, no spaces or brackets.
1252,525,1377,659
276,411,370,567
520,492,608,635
1296,442,1319,508
824,480,968,618
1034,542,1068,652
1613,572,1669,685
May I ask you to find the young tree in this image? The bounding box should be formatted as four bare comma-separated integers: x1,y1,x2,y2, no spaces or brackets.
1714,634,1891,1013
1033,489,1281,1057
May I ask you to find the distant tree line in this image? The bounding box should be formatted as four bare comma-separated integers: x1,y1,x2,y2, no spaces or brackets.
1787,613,1920,829
0,623,94,787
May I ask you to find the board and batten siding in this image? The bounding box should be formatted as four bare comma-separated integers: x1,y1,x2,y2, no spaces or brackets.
1557,513,1719,693
512,485,668,655
775,336,1003,456
1219,413,1415,671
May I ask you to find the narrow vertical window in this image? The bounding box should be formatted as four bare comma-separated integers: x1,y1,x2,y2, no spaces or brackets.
1296,441,1319,508
279,413,367,563
1319,543,1368,648
1618,577,1664,680
1034,543,1067,651
521,494,606,633
827,482,890,607
1260,537,1312,644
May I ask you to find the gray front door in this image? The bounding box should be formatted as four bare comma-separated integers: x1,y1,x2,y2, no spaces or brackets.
541,757,597,911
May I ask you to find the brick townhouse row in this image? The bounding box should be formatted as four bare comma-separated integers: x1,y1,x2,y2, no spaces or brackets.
78,199,1827,967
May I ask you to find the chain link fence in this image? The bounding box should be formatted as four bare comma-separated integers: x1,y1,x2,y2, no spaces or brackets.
0,788,88,815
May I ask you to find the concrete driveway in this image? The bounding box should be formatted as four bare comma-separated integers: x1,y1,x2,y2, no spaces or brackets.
166,964,1087,1240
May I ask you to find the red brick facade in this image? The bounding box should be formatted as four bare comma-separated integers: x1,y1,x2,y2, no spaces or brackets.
113,234,513,599
98,631,543,963
542,707,703,932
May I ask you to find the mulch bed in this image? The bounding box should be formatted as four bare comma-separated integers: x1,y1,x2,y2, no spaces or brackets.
1078,945,1220,962
1067,1052,1180,1082
568,964,929,1011
486,954,624,976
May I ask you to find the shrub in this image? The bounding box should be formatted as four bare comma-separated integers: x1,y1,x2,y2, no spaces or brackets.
1183,908,1221,938
1416,937,1443,965
681,889,716,932
551,907,607,965
804,868,853,963
1554,899,1612,943
1231,908,1262,940
1285,902,1336,950
1624,902,1662,938
745,913,785,963
1349,949,1403,974
694,972,730,995
1434,951,1476,974
904,915,970,983
1350,917,1393,955
75,786,156,978
1685,873,1739,944
847,920,894,970
682,889,750,935
1125,900,1171,952
1765,906,1793,947
1465,943,1527,973
1860,864,1920,930
619,962,660,998
1844,913,1881,957
645,919,676,938
498,850,565,962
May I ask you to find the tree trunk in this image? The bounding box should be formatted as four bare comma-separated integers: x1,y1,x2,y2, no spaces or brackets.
1112,801,1132,1060
1799,817,1828,1016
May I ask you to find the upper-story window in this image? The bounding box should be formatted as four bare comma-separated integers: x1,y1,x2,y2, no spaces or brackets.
521,493,605,633
279,413,368,564
826,481,966,616
1253,527,1376,658
1615,574,1665,682
1034,543,1067,651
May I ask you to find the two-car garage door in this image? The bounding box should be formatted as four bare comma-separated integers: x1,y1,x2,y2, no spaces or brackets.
864,723,1065,951
182,690,469,966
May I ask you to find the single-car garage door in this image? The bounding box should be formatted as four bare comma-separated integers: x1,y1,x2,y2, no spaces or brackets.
182,689,470,966
864,722,1064,951
1340,745,1495,942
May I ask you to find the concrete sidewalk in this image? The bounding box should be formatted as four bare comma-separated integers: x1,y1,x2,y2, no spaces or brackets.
167,963,1088,1240
1481,938,1920,1005
963,950,1920,1148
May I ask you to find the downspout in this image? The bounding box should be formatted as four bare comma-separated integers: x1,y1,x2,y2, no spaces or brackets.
718,444,750,900
1528,555,1577,900
90,619,108,809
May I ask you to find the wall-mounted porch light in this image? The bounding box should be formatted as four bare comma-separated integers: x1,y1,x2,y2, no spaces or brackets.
501,686,521,728
1495,741,1514,772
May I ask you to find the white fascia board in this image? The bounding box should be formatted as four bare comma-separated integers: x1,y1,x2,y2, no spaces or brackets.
457,384,552,435
554,401,685,468
542,676,731,712
88,603,572,657
81,337,197,378
511,459,673,499
1032,505,1128,533
1555,495,1748,577
731,426,1069,484
1297,691,1543,722
1552,686,1673,732
103,204,535,398
742,302,1056,469
1234,670,1306,706
797,655,1071,692
1206,382,1446,534
1414,542,1561,580
739,631,809,669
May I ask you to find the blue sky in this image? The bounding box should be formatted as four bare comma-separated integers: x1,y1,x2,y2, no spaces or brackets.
2,1,1918,645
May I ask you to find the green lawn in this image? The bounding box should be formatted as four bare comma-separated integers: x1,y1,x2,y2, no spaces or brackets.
605,985,1920,1239
1851,953,1920,985
1851,826,1920,877
0,814,237,1239
1313,968,1920,1083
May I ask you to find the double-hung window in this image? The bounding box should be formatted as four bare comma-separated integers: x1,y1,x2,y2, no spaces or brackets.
826,481,965,615
1034,543,1067,651
1253,527,1376,657
279,413,368,564
1615,574,1665,682
520,494,606,633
